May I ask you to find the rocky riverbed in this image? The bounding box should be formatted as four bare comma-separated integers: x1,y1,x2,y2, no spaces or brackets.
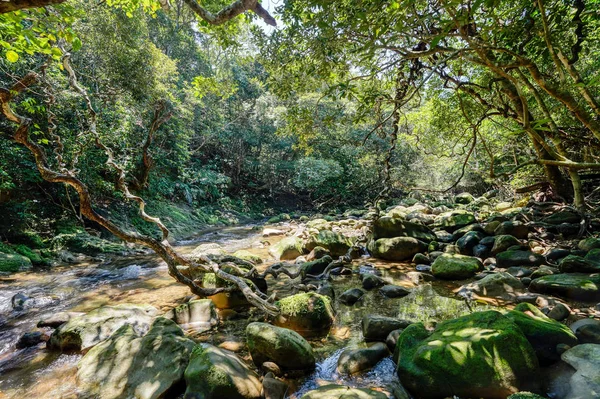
1,193,600,399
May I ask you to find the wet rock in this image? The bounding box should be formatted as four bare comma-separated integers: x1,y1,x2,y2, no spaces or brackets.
269,236,304,260
77,318,195,399
262,373,287,399
492,235,521,255
507,266,533,277
50,303,158,352
459,272,525,301
300,255,333,278
306,246,330,261
529,273,600,302
232,250,263,264
530,265,559,280
339,288,364,306
547,303,570,321
504,302,578,364
396,311,540,399
362,314,411,342
559,255,600,273
496,250,545,268
415,264,431,272
361,274,386,290
455,192,475,204
37,311,86,328
367,237,427,261
431,253,484,280
372,217,436,241
304,230,353,257
398,284,477,323
386,328,403,352
472,244,491,259
336,342,389,375
183,343,262,399
560,343,600,399
262,362,282,376
434,230,454,243
0,253,32,273
299,385,387,399
579,237,600,252
412,253,430,265
456,231,484,255
576,324,600,344
11,292,30,311
316,282,335,299
164,299,218,331
521,277,532,286
380,284,411,298
246,322,315,371
274,293,334,337
494,221,529,239
16,331,46,349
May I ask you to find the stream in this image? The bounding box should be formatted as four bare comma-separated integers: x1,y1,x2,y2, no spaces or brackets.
0,223,469,399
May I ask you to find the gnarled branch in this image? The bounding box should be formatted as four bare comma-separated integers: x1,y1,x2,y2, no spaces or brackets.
182,0,276,26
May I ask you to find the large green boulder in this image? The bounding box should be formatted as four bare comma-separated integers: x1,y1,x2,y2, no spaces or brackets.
50,304,158,351
300,385,388,399
183,344,262,399
269,236,304,260
579,237,600,252
396,311,540,399
300,255,333,278
434,210,476,232
372,217,435,241
368,237,427,261
77,317,195,399
529,273,600,302
246,322,315,371
397,285,480,323
274,292,335,337
491,235,521,255
504,302,578,364
305,230,353,256
0,253,32,273
431,253,483,280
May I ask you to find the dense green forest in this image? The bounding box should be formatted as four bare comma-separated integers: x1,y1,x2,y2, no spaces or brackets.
1,1,600,399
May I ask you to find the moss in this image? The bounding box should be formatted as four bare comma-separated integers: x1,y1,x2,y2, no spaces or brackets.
277,292,332,318
232,250,262,264
431,253,483,280
507,393,547,399
14,244,46,265
0,252,32,273
275,292,335,335
51,232,126,255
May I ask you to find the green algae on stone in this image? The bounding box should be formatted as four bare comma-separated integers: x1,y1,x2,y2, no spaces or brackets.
274,292,335,336
0,252,32,273
529,273,600,302
368,236,427,261
304,230,354,256
396,311,539,399
431,253,483,280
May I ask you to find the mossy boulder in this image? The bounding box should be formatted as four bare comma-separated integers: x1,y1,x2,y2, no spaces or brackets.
300,255,333,278
77,317,195,399
336,342,390,375
396,311,540,399
529,273,600,302
579,237,600,251
269,236,304,260
368,237,427,261
274,292,335,337
431,253,483,280
362,314,411,342
372,217,435,241
50,304,158,351
492,235,522,255
52,232,126,255
304,230,354,256
0,253,32,273
459,272,525,300
398,285,480,323
300,385,388,399
494,221,529,239
558,255,600,273
504,302,577,364
434,210,477,232
183,343,262,399
232,250,263,264
245,322,315,371
455,192,475,204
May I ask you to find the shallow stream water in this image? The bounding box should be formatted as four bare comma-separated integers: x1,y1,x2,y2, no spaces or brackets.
0,223,475,399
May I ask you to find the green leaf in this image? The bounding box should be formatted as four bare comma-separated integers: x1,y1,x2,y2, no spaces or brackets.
6,50,19,63
72,37,82,51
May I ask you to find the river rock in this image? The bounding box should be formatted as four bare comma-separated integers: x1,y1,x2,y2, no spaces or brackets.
300,255,333,278
494,221,529,239
232,250,263,264
492,235,521,255
398,284,475,323
456,231,484,255
435,210,476,232
306,246,330,261
274,293,334,337
504,302,578,364
579,237,600,251
16,331,46,348
367,237,427,261
262,373,287,399
336,342,390,375
38,311,86,328
246,322,315,371
361,273,386,290
380,284,410,298
304,230,353,256
396,311,540,399
544,210,581,225
300,385,388,399
496,250,545,268
431,253,483,280
529,273,600,302
576,324,600,344
269,236,304,260
362,314,411,342
164,299,218,331
560,343,600,399
530,265,559,280
50,303,158,351
77,317,195,399
459,272,525,301
0,253,32,273
455,192,474,204
183,343,262,399
371,217,435,242
559,254,600,273
547,303,571,321
339,288,364,305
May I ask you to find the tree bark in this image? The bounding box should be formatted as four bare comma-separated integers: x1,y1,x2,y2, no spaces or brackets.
0,0,66,13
